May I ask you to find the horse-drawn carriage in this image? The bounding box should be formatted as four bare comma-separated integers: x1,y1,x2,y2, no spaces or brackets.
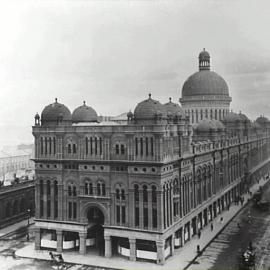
239,247,256,270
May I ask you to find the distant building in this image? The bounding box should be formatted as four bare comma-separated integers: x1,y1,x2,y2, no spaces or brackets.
32,50,270,264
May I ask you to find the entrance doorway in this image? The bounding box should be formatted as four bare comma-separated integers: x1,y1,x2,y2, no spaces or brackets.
86,207,105,256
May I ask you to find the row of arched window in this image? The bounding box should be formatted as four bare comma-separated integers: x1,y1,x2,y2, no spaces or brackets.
85,137,103,156
85,181,106,196
40,179,58,219
135,137,154,156
40,137,56,155
134,184,157,229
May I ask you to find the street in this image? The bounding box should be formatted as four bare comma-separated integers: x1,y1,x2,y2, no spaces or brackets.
189,184,270,270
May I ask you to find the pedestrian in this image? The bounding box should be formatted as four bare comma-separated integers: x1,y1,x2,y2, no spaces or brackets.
237,223,241,228
198,230,201,239
211,223,213,231
220,217,223,224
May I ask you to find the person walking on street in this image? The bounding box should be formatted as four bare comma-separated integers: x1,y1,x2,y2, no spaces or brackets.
198,230,201,239
211,223,214,231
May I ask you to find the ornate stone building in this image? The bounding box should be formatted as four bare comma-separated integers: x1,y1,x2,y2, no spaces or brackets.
32,50,270,264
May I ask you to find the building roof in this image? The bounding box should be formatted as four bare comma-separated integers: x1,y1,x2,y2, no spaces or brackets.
195,119,225,132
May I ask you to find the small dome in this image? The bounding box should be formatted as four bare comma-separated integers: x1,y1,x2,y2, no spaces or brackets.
35,112,40,119
199,49,210,60
127,111,133,118
134,94,165,120
223,112,242,122
163,97,185,117
41,98,71,125
256,116,269,124
72,101,98,123
239,112,250,122
195,119,224,132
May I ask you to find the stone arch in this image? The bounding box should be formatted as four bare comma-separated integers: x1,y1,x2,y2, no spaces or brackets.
80,202,109,225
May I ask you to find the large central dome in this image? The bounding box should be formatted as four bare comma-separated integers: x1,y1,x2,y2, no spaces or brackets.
181,49,230,98
182,70,229,97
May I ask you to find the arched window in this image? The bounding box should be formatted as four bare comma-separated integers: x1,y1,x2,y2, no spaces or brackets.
115,144,119,155
53,180,58,196
73,144,77,154
121,189,125,200
116,189,120,200
73,186,77,196
173,179,179,195
140,138,143,155
68,185,72,196
40,137,44,155
47,180,51,195
97,183,101,196
68,144,72,154
120,144,125,155
85,182,89,194
134,184,139,202
152,185,157,203
102,183,106,196
143,185,148,202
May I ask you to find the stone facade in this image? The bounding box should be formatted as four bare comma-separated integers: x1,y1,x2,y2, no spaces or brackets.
32,51,270,264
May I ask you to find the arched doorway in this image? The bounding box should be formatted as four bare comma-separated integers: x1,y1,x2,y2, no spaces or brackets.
86,207,105,256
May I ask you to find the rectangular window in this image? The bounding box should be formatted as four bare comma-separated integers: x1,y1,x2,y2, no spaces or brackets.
100,138,102,155
85,138,88,155
73,144,76,154
140,138,143,155
116,205,120,223
152,208,157,228
40,199,43,217
143,208,148,228
146,137,148,156
73,202,77,219
47,200,51,218
95,137,98,155
135,207,139,227
90,137,93,155
54,200,58,218
68,202,72,219
121,144,125,155
115,144,119,155
135,138,138,156
122,206,126,224
151,137,154,156
40,138,43,155
53,137,56,155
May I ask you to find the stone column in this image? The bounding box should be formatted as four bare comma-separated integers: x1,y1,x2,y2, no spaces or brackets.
129,238,136,261
35,228,41,250
171,234,175,256
104,234,112,258
156,240,165,265
79,232,87,255
157,190,164,230
56,230,63,252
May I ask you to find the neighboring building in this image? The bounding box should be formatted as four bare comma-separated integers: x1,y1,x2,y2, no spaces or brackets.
32,50,270,265
0,144,34,182
0,179,35,228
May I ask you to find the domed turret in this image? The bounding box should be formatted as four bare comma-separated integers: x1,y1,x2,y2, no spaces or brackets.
199,48,210,71
72,101,98,123
195,119,224,132
134,94,165,123
223,112,242,123
41,98,71,126
256,116,269,125
163,97,185,117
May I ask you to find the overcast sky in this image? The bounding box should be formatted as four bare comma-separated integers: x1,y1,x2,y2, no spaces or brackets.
1,0,270,147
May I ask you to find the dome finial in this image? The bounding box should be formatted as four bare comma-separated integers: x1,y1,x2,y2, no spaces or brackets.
148,93,152,99
83,100,86,106
199,49,210,71
169,97,172,102
55,98,58,103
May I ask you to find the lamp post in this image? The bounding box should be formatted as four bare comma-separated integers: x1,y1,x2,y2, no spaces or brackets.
26,208,30,241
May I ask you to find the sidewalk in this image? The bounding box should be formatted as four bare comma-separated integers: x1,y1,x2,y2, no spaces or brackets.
15,177,268,270
0,218,34,237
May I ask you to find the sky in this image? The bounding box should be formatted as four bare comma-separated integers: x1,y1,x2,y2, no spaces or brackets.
1,0,270,147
